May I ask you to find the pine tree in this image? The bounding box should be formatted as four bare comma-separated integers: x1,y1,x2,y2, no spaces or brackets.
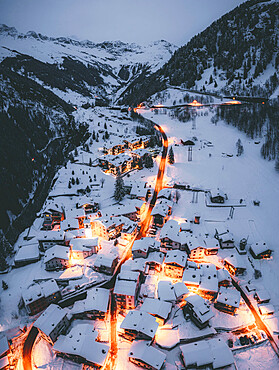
76,177,80,185
168,146,175,164
2,280,8,290
275,157,279,172
114,170,125,202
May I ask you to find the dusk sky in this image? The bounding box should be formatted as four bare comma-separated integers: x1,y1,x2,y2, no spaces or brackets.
0,0,246,46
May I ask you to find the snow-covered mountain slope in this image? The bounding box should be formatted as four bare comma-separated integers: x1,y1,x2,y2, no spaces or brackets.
120,0,279,105
0,24,177,103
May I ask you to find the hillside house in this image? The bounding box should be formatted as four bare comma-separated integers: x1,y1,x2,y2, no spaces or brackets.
250,240,272,259
183,294,214,329
132,237,156,259
224,254,246,276
217,268,232,287
214,286,241,314
124,136,150,150
53,323,109,369
140,298,172,325
209,189,227,203
145,251,165,274
103,141,126,155
34,304,70,344
44,245,70,271
119,310,159,341
69,237,99,259
93,253,119,275
130,182,152,201
157,280,177,302
37,230,65,251
98,153,134,175
182,267,201,291
198,264,219,300
159,220,188,251
91,217,124,240
151,200,171,227
71,287,110,320
164,250,187,279
129,340,166,370
14,243,40,267
114,271,140,310
20,279,61,316
218,232,235,249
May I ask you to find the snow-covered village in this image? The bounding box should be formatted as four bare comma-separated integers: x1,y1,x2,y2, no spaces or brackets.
0,1,279,369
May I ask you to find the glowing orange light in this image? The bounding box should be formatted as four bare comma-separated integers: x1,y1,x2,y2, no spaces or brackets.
153,104,165,108
262,102,265,105
188,100,202,106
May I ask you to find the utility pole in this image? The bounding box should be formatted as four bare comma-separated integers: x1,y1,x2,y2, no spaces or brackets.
188,146,192,162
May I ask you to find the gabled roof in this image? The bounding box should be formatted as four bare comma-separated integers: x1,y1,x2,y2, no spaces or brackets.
185,294,214,323
164,250,187,267
157,281,176,302
140,298,172,320
129,340,166,370
250,240,271,255
70,237,99,252
224,253,246,269
183,268,201,286
34,304,68,336
44,245,70,263
216,286,241,308
120,311,159,338
71,287,109,314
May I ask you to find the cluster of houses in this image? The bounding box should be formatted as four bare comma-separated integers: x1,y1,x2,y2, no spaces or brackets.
99,136,153,175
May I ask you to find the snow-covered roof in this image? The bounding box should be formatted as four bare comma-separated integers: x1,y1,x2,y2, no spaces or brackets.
219,232,234,243
37,230,64,241
146,251,165,265
151,202,169,217
94,253,118,269
185,294,214,324
71,287,109,314
121,258,145,273
255,289,271,302
164,250,187,267
224,253,246,269
216,286,241,308
114,277,138,297
217,268,231,283
159,219,188,245
132,237,155,253
174,282,189,299
183,268,201,286
0,335,9,357
130,182,149,197
157,281,176,302
64,208,85,219
44,245,70,263
204,237,220,250
117,270,140,282
185,235,205,251
70,237,99,252
120,311,159,338
53,323,109,367
157,188,174,200
210,189,226,199
100,152,133,166
34,304,68,336
14,243,39,262
258,304,275,315
129,340,166,370
140,298,172,320
60,218,80,231
180,337,234,369
250,240,271,255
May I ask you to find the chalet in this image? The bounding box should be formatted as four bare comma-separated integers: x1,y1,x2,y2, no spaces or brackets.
34,304,70,344
129,340,166,370
103,141,126,155
159,220,188,251
180,338,234,369
119,310,159,341
14,242,40,267
139,298,172,325
44,245,70,271
124,136,150,150
185,235,206,258
139,275,158,302
114,271,140,310
37,230,65,251
69,237,99,259
250,241,272,259
182,267,201,291
183,294,214,329
145,251,165,274
209,189,227,203
164,250,187,279
217,268,231,287
21,279,61,316
157,188,174,201
71,287,110,320
218,232,235,249
130,182,152,201
42,209,64,230
120,218,138,241
98,153,134,175
60,218,80,232
93,253,119,275
132,148,152,162
151,201,171,227
198,264,218,300
157,280,176,302
53,323,109,369
214,286,241,314
224,254,246,276
78,201,99,214
91,217,124,240
132,237,156,259
204,237,220,255
121,258,146,274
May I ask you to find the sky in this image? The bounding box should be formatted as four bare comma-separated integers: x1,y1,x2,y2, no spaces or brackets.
0,0,246,46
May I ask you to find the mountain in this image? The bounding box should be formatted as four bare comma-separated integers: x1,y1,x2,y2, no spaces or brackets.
0,24,177,105
120,0,279,105
0,25,176,236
